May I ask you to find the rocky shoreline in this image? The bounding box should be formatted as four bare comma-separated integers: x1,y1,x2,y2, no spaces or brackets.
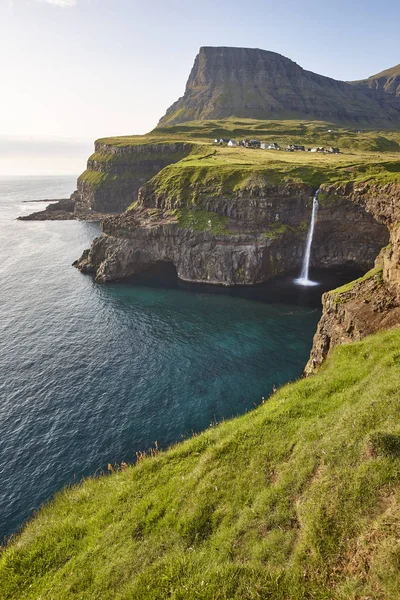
18,197,112,222
18,198,77,221
73,181,388,286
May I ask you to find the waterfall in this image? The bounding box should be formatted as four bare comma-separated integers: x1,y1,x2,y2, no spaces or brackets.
295,190,319,286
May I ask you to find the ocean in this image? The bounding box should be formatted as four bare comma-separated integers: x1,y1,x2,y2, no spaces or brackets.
0,176,350,540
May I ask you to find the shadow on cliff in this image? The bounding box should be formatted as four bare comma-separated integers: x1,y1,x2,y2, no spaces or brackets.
119,262,364,310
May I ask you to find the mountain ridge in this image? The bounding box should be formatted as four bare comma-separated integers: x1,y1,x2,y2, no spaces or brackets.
158,46,400,127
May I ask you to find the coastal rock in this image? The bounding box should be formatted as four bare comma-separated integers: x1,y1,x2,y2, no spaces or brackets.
305,183,400,374
75,214,302,285
74,182,388,285
18,198,76,221
73,142,193,215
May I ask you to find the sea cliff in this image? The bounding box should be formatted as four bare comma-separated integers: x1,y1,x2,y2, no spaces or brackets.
75,176,388,285
74,141,194,215
305,182,400,373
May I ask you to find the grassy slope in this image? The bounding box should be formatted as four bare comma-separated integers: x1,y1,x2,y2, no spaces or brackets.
98,119,400,151
2,328,400,599
146,146,400,196
82,120,400,192
99,119,400,149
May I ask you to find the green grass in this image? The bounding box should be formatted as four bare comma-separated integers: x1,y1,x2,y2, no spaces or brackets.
98,118,400,153
330,266,384,301
175,209,230,234
2,328,400,599
77,170,111,187
261,220,308,239
79,120,400,203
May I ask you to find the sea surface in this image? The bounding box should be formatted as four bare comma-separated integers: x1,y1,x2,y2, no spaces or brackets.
0,176,358,541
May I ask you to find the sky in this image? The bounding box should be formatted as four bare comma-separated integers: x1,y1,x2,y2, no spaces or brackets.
1,0,400,175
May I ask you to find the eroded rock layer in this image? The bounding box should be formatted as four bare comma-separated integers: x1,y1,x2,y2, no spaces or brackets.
74,142,193,215
305,183,400,374
74,180,388,286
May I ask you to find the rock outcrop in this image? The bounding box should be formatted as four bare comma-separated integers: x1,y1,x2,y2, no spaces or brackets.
18,198,76,221
73,141,193,216
352,63,400,98
158,47,400,127
305,183,400,374
74,179,388,286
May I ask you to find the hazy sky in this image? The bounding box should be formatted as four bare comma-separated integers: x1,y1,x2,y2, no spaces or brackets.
1,0,400,174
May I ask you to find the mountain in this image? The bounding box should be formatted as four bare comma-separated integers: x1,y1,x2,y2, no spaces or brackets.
158,47,400,127
352,63,400,97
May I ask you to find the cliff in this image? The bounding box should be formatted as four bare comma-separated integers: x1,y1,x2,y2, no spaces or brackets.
74,141,194,215
352,63,400,97
158,47,400,127
305,182,400,373
74,168,388,285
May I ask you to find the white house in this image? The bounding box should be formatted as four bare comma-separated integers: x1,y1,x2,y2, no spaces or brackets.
261,142,280,150
228,140,238,147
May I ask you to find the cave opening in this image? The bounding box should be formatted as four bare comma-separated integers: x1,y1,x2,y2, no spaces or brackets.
127,261,179,287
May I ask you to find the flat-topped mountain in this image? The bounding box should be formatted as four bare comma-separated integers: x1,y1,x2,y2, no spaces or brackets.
158,47,400,127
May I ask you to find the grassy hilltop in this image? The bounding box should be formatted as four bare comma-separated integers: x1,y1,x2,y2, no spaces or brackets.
1,328,400,599
79,119,400,195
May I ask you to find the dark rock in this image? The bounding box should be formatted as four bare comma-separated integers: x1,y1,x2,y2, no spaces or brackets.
18,198,76,221
74,142,193,215
74,183,388,286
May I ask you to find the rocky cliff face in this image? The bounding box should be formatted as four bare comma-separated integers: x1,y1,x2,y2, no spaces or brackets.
305,183,400,374
352,64,400,98
74,179,388,286
158,47,400,127
73,141,193,216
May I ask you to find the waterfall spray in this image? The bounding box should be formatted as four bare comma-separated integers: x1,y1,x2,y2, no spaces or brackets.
295,190,320,286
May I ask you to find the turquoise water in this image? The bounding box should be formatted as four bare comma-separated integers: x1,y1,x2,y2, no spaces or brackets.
0,176,351,541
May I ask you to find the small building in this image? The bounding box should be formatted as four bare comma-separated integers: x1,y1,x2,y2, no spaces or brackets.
286,144,305,152
213,138,230,145
261,142,280,150
239,139,261,148
326,146,340,154
228,139,238,147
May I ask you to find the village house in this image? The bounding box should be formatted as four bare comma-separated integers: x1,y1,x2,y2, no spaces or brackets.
261,142,280,150
286,144,305,152
239,139,260,148
227,139,238,147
